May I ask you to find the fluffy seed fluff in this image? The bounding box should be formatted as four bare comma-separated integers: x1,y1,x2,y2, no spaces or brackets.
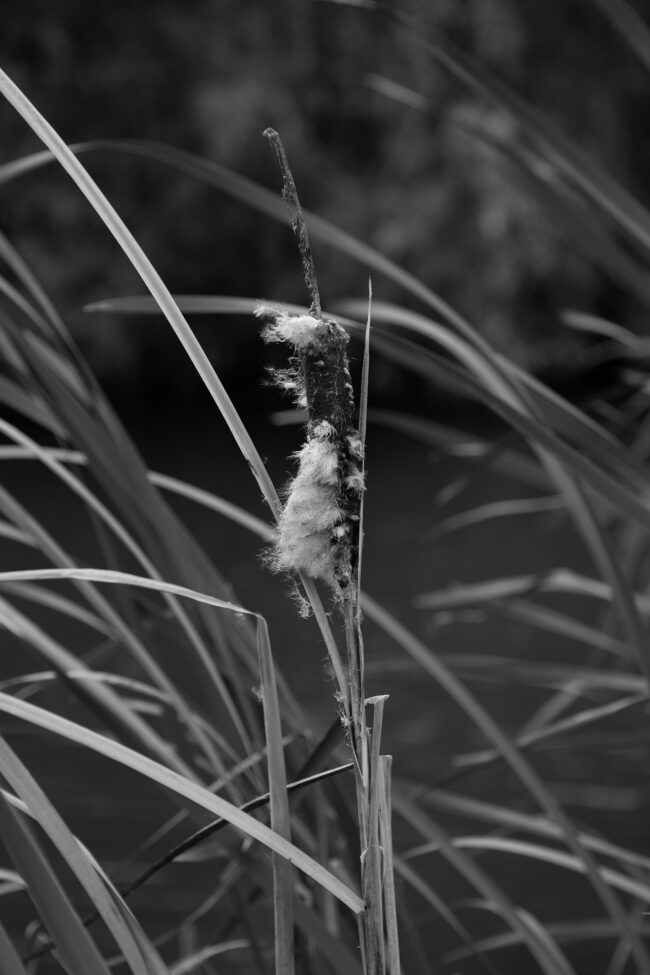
274,436,342,584
255,305,327,350
257,305,364,591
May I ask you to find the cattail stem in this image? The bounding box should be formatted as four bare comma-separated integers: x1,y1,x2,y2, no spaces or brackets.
261,129,400,975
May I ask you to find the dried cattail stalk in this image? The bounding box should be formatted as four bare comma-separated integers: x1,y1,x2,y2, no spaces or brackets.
256,306,364,594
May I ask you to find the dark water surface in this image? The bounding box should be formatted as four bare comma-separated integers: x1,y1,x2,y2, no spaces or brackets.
1,408,645,972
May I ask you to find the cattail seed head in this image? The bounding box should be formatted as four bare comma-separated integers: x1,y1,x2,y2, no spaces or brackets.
258,304,365,594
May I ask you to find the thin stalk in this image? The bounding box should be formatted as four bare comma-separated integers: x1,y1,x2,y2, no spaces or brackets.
262,131,396,974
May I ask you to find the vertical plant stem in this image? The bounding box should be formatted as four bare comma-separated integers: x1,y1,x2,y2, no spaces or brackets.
262,130,399,974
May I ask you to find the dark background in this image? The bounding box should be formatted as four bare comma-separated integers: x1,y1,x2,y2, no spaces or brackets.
1,0,649,411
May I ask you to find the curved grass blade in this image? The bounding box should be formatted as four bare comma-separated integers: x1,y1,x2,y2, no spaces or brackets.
452,836,650,904
0,80,281,519
453,689,647,773
443,918,650,964
0,736,168,975
420,787,650,876
170,941,248,975
427,496,564,541
361,594,650,968
387,13,650,256
586,0,650,73
0,692,364,914
0,417,247,763
393,856,500,975
394,794,577,975
489,596,635,662
0,595,189,776
0,789,113,975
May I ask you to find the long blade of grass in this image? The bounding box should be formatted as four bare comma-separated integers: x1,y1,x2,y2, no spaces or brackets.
0,595,189,776
361,594,650,967
355,305,650,684
0,483,216,775
454,690,647,772
561,310,644,348
0,923,29,975
341,300,650,494
170,941,248,975
0,230,67,337
490,596,635,662
443,918,650,964
586,0,650,72
0,138,504,358
427,496,564,541
415,566,650,615
386,13,650,255
0,137,346,738
419,787,650,875
256,617,294,975
452,836,650,904
355,280,372,597
363,696,387,975
0,417,248,763
0,692,364,913
0,789,113,975
0,78,281,519
393,794,577,975
393,856,499,975
378,757,401,975
0,735,168,975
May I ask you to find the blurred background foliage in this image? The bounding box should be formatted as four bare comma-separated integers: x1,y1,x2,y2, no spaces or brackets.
1,0,649,404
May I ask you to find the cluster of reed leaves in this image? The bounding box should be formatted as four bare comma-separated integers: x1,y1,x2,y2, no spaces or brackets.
1,1,650,971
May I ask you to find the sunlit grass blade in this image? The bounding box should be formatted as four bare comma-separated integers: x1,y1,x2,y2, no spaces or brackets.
0,788,113,975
